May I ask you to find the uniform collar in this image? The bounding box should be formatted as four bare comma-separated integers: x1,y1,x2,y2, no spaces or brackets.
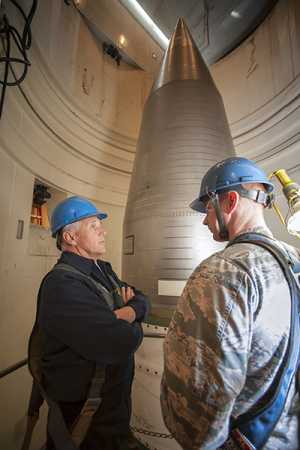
59,251,96,276
58,252,112,289
239,225,274,238
229,226,274,244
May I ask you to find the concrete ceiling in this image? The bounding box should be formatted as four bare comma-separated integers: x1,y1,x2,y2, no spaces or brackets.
131,0,279,63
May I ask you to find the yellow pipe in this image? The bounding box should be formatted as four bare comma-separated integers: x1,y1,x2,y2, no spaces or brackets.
272,202,286,226
273,169,294,188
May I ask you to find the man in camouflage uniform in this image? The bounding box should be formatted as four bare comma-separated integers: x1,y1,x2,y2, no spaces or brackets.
161,157,300,449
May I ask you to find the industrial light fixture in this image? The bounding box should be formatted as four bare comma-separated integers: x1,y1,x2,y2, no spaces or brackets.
31,183,51,228
103,42,122,65
270,169,300,237
231,10,241,19
65,0,87,7
117,34,127,49
118,0,169,49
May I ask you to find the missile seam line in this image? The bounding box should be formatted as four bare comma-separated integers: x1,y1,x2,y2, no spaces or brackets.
162,140,231,145
163,182,204,184
162,247,193,250
151,167,211,172
163,127,229,131
155,278,187,281
165,178,203,181
164,236,193,239
166,160,220,164
161,258,194,260
161,131,231,136
161,167,214,172
158,152,224,157
166,156,217,159
163,166,213,170
165,155,226,160
166,154,229,158
165,151,227,153
161,268,194,270
166,159,221,163
162,130,230,136
163,142,230,147
165,154,222,158
165,226,193,228
163,163,212,167
165,149,227,154
164,171,208,175
161,128,231,133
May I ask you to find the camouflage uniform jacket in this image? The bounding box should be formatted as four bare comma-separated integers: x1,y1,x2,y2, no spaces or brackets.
161,227,300,449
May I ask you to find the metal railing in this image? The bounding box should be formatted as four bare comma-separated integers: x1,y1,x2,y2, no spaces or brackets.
0,331,165,379
143,331,166,338
0,357,28,379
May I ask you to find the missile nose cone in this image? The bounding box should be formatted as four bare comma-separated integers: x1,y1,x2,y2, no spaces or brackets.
152,17,213,92
123,18,234,324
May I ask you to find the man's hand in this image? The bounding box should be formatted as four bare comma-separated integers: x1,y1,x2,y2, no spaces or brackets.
114,306,136,323
121,286,135,304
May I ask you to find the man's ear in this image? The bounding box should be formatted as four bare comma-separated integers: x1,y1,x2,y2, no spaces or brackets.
227,191,239,213
62,230,77,246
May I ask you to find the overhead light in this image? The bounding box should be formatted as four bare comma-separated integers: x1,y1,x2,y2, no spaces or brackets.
118,34,127,49
119,0,169,49
271,169,300,236
73,0,86,8
231,10,241,19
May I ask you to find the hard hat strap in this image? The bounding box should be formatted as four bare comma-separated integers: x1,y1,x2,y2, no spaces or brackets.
235,186,273,208
209,192,229,240
206,186,272,240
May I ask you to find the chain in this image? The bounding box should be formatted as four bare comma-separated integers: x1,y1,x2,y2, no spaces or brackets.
131,425,173,439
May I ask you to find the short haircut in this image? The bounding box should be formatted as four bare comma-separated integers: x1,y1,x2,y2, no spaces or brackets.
56,221,81,251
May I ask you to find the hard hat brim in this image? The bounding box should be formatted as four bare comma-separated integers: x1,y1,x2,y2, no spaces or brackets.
190,198,207,213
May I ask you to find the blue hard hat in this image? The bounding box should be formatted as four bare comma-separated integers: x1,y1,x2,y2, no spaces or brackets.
51,196,107,237
190,157,274,213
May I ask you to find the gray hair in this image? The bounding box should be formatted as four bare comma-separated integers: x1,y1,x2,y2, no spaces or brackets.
56,221,81,251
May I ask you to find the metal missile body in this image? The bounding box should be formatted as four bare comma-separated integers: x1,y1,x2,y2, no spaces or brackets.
123,18,235,325
127,19,235,449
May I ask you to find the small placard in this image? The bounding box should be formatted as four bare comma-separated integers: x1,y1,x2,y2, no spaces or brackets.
124,235,134,255
158,279,187,297
16,220,24,239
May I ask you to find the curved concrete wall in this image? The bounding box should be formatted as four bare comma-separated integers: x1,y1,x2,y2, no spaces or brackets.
210,0,300,245
212,0,300,231
0,2,155,448
1,0,156,208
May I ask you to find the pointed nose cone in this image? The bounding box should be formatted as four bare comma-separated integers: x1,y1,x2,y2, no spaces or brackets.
123,17,235,326
152,17,213,92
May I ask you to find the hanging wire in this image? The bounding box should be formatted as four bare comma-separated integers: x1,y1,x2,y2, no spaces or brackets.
0,0,38,118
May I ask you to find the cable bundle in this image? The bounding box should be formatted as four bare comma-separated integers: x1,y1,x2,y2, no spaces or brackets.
0,0,38,117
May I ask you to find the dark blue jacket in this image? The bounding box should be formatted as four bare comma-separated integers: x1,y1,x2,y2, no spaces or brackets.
37,251,149,434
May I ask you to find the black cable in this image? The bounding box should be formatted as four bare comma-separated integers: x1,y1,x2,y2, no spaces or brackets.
0,18,11,117
22,0,38,49
0,0,38,118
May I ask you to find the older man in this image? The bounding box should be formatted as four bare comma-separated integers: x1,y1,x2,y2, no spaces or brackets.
161,157,300,450
30,196,149,450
